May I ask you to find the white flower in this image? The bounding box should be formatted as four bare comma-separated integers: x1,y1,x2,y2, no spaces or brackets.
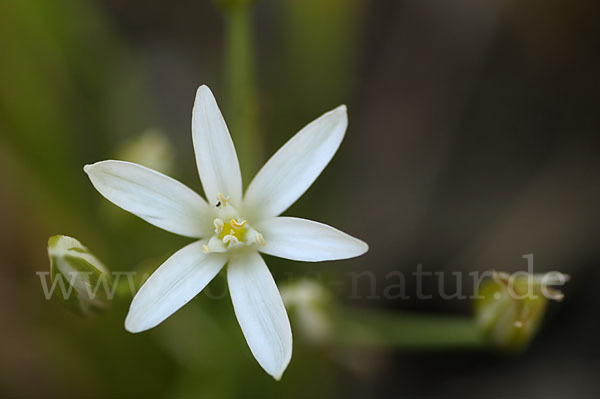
84,85,368,380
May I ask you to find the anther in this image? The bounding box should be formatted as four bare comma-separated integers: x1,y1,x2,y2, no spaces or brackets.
223,234,239,247
214,218,224,234
216,193,230,207
230,219,247,229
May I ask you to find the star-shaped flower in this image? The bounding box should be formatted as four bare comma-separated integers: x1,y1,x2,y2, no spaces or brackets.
84,85,368,379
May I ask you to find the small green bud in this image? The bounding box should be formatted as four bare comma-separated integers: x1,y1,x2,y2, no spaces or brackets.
474,270,569,352
280,279,333,344
47,235,112,316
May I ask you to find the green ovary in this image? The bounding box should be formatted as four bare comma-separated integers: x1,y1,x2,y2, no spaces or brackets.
218,219,247,242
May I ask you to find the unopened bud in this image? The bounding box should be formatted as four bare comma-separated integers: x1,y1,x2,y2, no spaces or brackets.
474,270,569,351
116,129,175,174
280,279,332,344
47,235,112,316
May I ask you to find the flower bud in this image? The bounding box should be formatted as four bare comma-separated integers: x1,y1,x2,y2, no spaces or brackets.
116,129,175,175
474,270,569,351
280,279,333,344
47,235,112,316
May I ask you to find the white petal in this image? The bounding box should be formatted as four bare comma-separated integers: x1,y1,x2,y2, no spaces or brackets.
243,105,347,220
227,252,292,380
125,241,227,333
84,160,213,238
256,217,369,262
192,85,243,206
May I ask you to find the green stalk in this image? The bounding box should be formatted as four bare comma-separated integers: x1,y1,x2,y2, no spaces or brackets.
334,307,486,349
222,2,260,182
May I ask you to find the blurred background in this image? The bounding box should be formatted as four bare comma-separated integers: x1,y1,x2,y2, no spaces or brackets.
1,0,599,397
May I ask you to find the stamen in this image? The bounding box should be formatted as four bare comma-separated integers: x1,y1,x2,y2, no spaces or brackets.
230,219,247,229
256,232,266,246
214,218,224,234
223,233,240,247
216,193,230,207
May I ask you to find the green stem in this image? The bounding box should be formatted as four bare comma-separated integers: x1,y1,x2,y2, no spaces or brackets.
223,3,260,182
334,307,486,349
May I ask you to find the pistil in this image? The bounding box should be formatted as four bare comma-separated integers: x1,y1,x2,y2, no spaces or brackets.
202,193,266,254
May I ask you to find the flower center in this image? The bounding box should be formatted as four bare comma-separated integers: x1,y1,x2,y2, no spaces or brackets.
217,218,247,243
202,193,265,254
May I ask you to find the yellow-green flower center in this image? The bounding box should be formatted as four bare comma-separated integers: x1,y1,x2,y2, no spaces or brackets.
218,219,247,242
202,193,265,254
